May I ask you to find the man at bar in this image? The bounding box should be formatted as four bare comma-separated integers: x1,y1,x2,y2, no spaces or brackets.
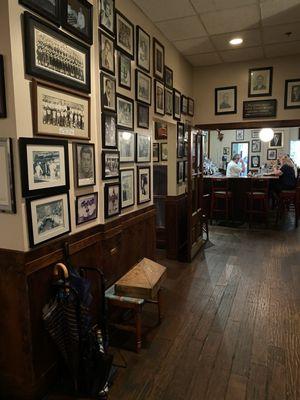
226,154,245,177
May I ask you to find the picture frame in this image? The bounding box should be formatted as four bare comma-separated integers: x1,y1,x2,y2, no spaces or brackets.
161,142,168,161
101,72,116,112
99,31,115,76
19,0,61,26
165,88,173,116
154,79,165,115
164,66,173,89
136,26,150,73
155,121,167,140
99,0,115,37
251,130,259,139
102,150,120,180
181,95,188,115
153,143,159,162
177,161,184,183
26,192,70,247
153,38,165,81
267,148,277,160
223,147,230,155
116,94,134,129
32,79,90,140
118,130,135,162
248,67,273,97
137,166,151,204
118,52,131,90
74,142,95,187
269,132,283,148
137,103,149,129
24,11,90,93
0,55,7,118
188,97,194,117
284,79,300,109
135,69,152,106
236,129,244,141
120,168,135,209
173,89,181,121
251,155,260,168
61,0,93,45
75,192,98,225
102,111,117,149
116,11,134,59
251,139,261,153
215,86,237,115
243,99,277,119
184,160,188,182
0,138,16,213
177,122,184,158
136,134,151,163
104,182,121,218
19,137,69,197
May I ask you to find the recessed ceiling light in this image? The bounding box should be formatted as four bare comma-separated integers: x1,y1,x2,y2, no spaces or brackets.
229,38,243,46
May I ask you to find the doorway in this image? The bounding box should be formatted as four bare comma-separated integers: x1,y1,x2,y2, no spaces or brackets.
231,141,249,174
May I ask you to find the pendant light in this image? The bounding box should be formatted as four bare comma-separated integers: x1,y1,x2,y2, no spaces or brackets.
259,128,274,142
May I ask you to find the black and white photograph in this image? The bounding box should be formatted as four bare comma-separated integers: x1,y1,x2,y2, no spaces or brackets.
236,129,244,141
99,0,115,36
19,137,69,197
61,0,93,44
104,182,120,218
188,97,194,117
75,142,95,187
161,142,168,161
136,26,150,72
153,143,159,162
101,72,116,112
99,31,115,75
165,88,173,116
19,0,61,25
181,95,188,115
270,132,283,148
251,155,260,168
177,122,184,158
137,134,151,163
118,130,135,162
215,86,237,115
136,69,151,105
154,79,165,115
164,66,173,89
284,79,300,109
121,168,134,209
177,161,184,184
116,11,134,59
24,12,90,93
137,103,149,129
26,192,70,247
251,139,261,153
116,94,134,129
267,148,277,160
248,67,273,97
184,160,188,181
118,52,131,90
0,55,7,118
102,112,117,149
137,166,151,204
223,147,230,155
173,89,181,121
102,150,120,179
76,192,98,225
155,121,167,140
0,138,16,213
153,38,164,81
251,130,259,139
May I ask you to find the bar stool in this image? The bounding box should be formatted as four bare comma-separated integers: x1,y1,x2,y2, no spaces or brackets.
210,178,232,224
245,178,269,228
276,189,298,228
202,193,210,241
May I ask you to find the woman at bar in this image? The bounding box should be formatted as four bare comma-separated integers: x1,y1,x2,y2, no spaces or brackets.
272,155,297,192
226,154,246,177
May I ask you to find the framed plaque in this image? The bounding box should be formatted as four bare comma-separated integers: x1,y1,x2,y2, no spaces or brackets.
243,100,277,119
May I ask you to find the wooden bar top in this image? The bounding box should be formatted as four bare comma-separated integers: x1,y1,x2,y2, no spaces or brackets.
204,175,279,180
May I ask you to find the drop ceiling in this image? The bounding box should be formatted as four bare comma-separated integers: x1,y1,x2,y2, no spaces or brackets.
132,0,300,66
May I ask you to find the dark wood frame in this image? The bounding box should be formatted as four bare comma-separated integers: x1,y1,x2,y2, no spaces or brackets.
74,142,96,187
248,66,273,97
99,0,115,36
177,160,184,183
75,191,98,225
154,79,165,115
99,30,116,76
215,86,237,115
251,155,260,168
164,66,173,89
251,139,261,153
137,165,151,204
0,55,7,118
120,168,135,209
115,10,134,59
102,150,120,180
136,25,150,73
118,51,131,90
177,122,184,158
236,129,244,141
118,130,135,163
155,121,167,140
104,182,121,218
135,69,152,105
116,93,134,130
0,138,16,213
136,133,151,163
101,111,117,149
160,142,168,161
173,88,181,121
137,103,149,129
269,131,284,148
267,148,277,160
284,78,300,109
153,38,165,81
100,72,116,112
19,0,61,26
188,97,194,117
61,0,93,44
153,142,159,162
181,95,188,115
243,99,277,119
165,87,173,116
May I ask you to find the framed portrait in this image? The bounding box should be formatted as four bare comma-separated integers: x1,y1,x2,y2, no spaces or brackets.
248,67,273,97
267,148,277,160
102,150,120,180
177,122,184,158
251,130,259,139
153,143,159,162
118,130,135,163
75,142,95,187
154,121,167,140
270,132,283,148
116,94,134,130
32,79,90,140
161,142,168,161
0,138,16,213
61,0,93,45
76,192,98,225
120,168,135,209
181,95,188,115
164,66,173,89
251,139,261,153
136,69,152,106
118,52,131,90
165,88,173,116
188,98,194,117
223,147,230,155
19,137,69,198
173,89,181,121
236,129,244,141
102,111,117,149
136,26,150,72
251,155,260,168
177,161,184,184
153,38,164,81
104,182,120,218
0,55,7,118
116,11,134,59
215,86,237,115
154,80,165,115
101,72,116,112
99,31,115,75
137,103,149,129
24,12,90,93
26,192,70,247
19,0,60,26
284,79,300,109
137,166,151,204
136,134,151,163
99,0,115,36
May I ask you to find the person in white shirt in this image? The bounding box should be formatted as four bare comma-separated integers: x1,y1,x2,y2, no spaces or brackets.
226,154,245,177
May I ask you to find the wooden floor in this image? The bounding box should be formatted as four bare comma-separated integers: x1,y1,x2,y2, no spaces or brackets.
109,225,300,400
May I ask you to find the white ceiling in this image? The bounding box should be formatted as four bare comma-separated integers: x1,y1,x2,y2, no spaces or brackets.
132,0,300,66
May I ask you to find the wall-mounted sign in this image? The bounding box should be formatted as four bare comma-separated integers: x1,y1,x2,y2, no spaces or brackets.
243,99,277,119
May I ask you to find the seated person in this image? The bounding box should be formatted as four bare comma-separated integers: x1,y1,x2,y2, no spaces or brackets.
272,155,297,193
226,154,245,177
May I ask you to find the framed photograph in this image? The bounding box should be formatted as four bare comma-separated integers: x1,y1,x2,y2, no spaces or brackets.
155,121,167,140
177,161,184,184
104,182,120,218
75,142,95,187
0,138,16,213
102,111,117,148
154,80,165,115
26,192,70,247
251,130,259,139
177,122,184,158
270,132,283,148
75,192,98,225
61,0,93,45
116,94,134,129
99,31,115,75
236,129,244,141
101,72,116,112
136,26,150,72
136,134,151,163
136,69,152,106
181,95,188,115
165,88,173,116
19,137,69,197
251,139,261,153
19,0,60,26
99,0,115,36
184,160,188,181
102,150,120,179
153,143,159,162
0,55,7,118
223,147,230,155
284,79,300,109
267,148,277,160
116,11,134,59
251,155,260,168
137,103,149,129
188,98,194,117
137,166,151,204
215,86,237,115
118,130,135,162
164,66,173,89
120,168,134,209
32,79,90,140
248,67,273,97
173,89,181,121
118,52,131,90
24,12,90,93
161,142,168,161
153,38,164,81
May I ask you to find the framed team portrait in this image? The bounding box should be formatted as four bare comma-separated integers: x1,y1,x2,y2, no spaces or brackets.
251,155,260,168
136,26,150,72
104,182,121,218
136,133,151,163
102,111,117,149
181,95,188,115
267,148,277,160
61,0,93,45
269,132,283,148
99,31,115,75
165,88,173,116
248,67,273,97
154,80,165,115
116,11,134,59
137,166,151,204
215,86,237,115
118,52,131,90
0,55,7,118
0,138,16,214
137,103,149,129
74,142,95,187
101,72,116,112
136,69,152,106
24,12,90,93
251,139,261,153
188,97,194,116
120,168,135,209
116,94,134,130
99,0,115,36
118,130,135,163
284,79,300,109
76,192,98,225
164,66,173,89
153,143,159,162
102,150,120,180
153,38,164,81
19,0,60,26
173,89,181,121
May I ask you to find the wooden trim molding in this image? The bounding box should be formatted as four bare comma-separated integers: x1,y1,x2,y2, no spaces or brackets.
195,119,300,131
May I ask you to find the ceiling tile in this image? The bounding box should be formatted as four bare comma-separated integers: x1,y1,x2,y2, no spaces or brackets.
261,0,300,26
211,29,261,51
185,52,222,66
132,0,195,22
156,16,207,41
262,22,300,44
265,41,300,57
220,46,264,63
191,0,257,14
173,37,215,55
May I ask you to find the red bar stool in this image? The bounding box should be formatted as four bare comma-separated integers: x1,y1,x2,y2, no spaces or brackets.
210,178,232,224
245,178,269,228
